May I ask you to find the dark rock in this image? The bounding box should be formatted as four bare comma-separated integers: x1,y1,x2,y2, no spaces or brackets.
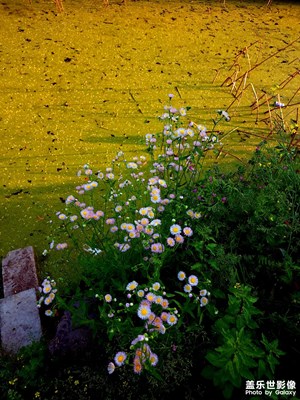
2,246,39,297
0,288,42,353
49,311,92,357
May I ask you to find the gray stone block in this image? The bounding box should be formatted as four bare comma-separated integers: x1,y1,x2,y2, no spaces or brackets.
2,246,39,297
0,288,42,353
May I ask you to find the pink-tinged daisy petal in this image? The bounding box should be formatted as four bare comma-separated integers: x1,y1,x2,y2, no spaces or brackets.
149,353,159,366
133,356,143,374
167,314,178,326
152,282,161,291
107,362,115,374
177,271,186,281
175,234,184,244
104,294,112,303
114,352,127,367
146,292,156,303
126,281,138,291
137,304,151,320
200,296,209,307
188,275,198,286
183,226,193,237
170,224,181,235
184,284,192,293
160,311,169,321
161,299,169,309
167,237,175,247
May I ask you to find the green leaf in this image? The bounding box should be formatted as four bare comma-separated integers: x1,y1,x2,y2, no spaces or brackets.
238,364,255,380
213,288,226,299
208,259,219,270
201,364,215,381
191,262,203,271
214,368,229,386
267,354,280,374
233,354,240,370
174,291,188,299
215,316,235,331
238,352,258,368
223,383,234,399
243,343,265,358
185,307,196,319
226,360,241,387
206,351,228,368
207,243,217,254
258,359,266,377
236,315,244,331
146,364,164,381
216,344,235,359
246,318,259,330
261,333,269,348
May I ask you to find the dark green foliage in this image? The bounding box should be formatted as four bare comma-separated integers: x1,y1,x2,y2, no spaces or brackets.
202,285,285,399
1,142,299,399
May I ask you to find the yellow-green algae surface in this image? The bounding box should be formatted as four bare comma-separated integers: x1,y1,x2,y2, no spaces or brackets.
0,0,299,259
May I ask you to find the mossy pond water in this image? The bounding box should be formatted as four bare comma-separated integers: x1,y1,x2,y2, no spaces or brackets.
0,0,299,266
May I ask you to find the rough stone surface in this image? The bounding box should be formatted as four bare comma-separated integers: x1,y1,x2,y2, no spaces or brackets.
2,246,39,297
0,288,42,353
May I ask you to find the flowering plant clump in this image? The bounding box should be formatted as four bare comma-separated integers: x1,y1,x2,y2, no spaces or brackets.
5,91,295,398
98,276,209,376
45,95,230,376
177,271,210,307
37,277,58,317
47,96,226,265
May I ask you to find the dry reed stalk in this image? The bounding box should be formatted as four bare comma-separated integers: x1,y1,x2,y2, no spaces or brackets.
235,71,248,96
236,129,274,140
215,127,239,143
288,58,299,66
250,83,260,123
226,91,243,111
212,69,220,84
286,86,300,107
229,37,300,88
229,42,258,69
265,94,274,130
236,84,250,108
277,93,285,131
53,0,64,12
228,56,242,71
279,70,300,90
241,70,248,92
225,42,259,87
221,63,241,90
252,94,274,111
175,86,182,99
221,76,233,87
103,0,127,5
231,69,240,94
245,47,251,74
250,91,267,108
284,106,298,121
215,148,247,165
